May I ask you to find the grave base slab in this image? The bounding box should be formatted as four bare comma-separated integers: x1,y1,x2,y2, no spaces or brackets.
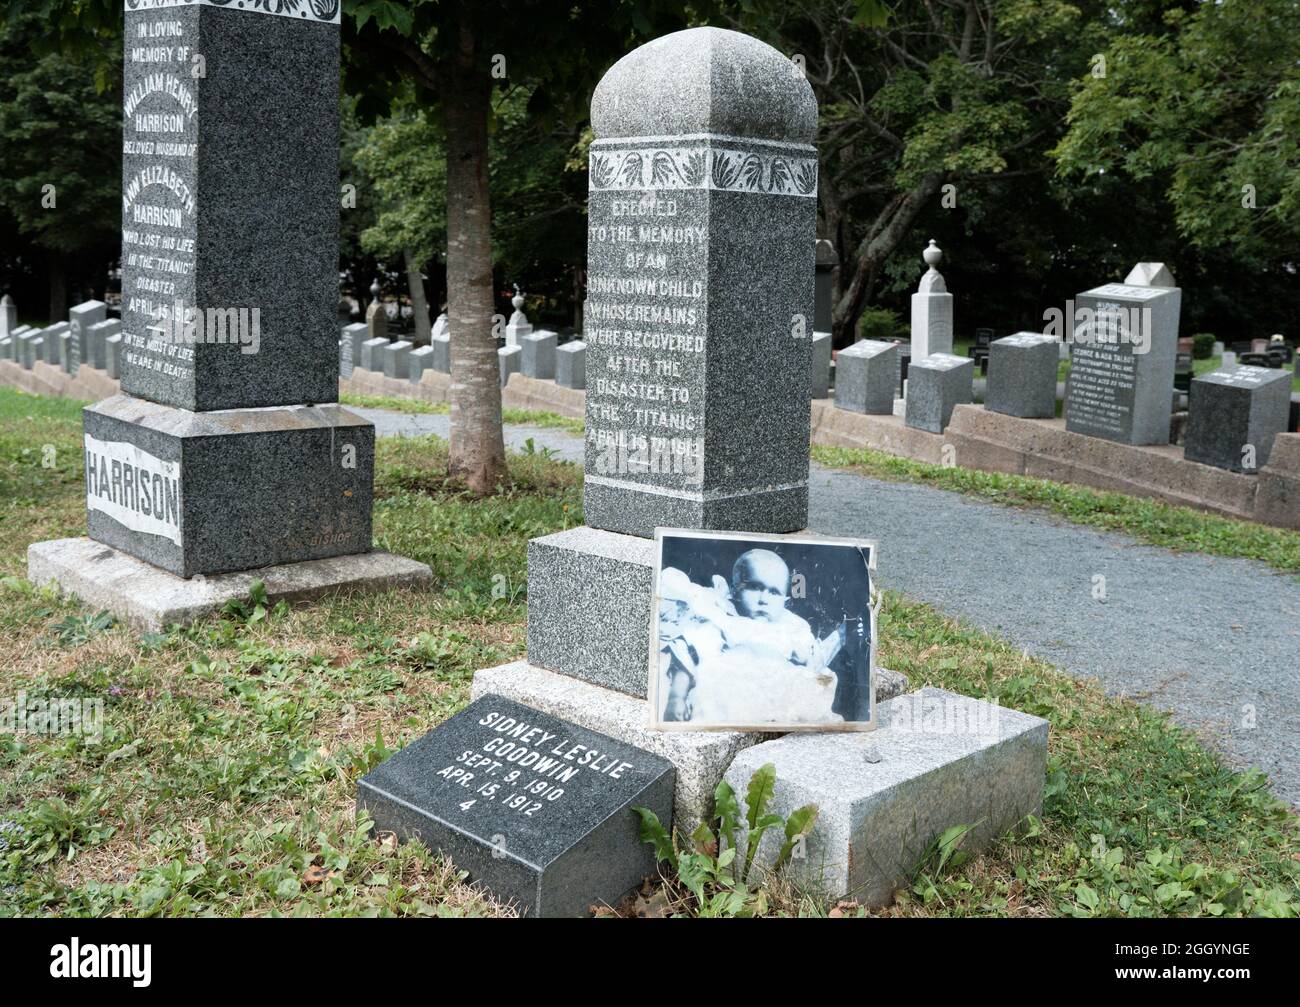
28,536,431,632
724,687,1047,906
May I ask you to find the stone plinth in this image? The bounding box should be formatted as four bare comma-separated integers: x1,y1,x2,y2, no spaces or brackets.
986,332,1058,419
522,330,557,380
834,339,897,415
905,353,972,433
1185,365,1292,472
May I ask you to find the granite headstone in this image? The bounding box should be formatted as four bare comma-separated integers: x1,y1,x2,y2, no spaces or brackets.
68,300,106,367
522,330,557,380
499,343,522,387
834,339,897,414
383,339,412,379
1185,365,1292,472
1065,264,1181,445
358,696,673,918
905,352,973,433
0,294,15,337
583,27,817,536
810,331,832,399
360,336,388,372
86,319,121,371
985,332,1058,419
557,339,587,390
408,344,433,384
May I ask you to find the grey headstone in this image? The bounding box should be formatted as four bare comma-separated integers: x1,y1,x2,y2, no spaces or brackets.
556,340,587,390
105,334,123,380
366,297,388,343
0,294,15,337
408,344,434,384
360,336,388,372
1065,272,1182,445
431,332,451,373
118,4,340,412
813,239,835,334
86,319,121,371
341,322,366,369
905,353,973,433
985,332,1059,419
19,333,42,370
41,321,70,364
499,344,522,387
584,27,817,537
383,339,412,379
1221,350,1237,369
810,330,832,398
68,300,106,368
521,330,557,380
0,338,10,361
357,695,673,918
1184,366,1292,472
834,339,897,415
60,330,77,374
84,395,372,578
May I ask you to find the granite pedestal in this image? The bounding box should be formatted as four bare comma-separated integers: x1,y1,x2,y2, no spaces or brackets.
905,353,973,433
1185,365,1293,472
724,688,1048,905
834,339,897,414
986,333,1059,419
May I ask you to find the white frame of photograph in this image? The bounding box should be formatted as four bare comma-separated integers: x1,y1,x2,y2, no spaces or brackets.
648,528,879,733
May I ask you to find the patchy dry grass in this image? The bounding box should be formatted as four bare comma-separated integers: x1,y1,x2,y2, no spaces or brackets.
0,387,1294,917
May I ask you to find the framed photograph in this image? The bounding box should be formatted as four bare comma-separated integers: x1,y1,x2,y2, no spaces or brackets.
649,529,878,733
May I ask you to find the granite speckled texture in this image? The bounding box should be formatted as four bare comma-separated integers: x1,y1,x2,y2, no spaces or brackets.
472,661,764,833
119,4,340,412
583,27,817,539
1185,365,1292,472
28,537,429,633
905,353,973,433
358,695,673,918
724,687,1048,905
985,332,1058,419
556,339,586,390
1065,279,1181,445
341,322,366,365
835,339,897,415
83,394,373,578
359,337,387,372
68,301,106,368
522,330,557,380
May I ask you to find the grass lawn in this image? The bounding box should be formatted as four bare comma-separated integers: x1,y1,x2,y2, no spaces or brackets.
0,387,1294,917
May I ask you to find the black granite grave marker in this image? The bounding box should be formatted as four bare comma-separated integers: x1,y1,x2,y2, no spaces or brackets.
358,696,674,917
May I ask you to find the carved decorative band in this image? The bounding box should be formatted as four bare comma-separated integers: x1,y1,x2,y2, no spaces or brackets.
589,146,818,197
124,0,342,25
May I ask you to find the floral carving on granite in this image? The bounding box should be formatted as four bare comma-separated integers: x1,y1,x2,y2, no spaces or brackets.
590,146,816,196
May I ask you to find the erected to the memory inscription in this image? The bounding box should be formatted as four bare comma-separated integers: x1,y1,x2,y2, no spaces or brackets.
120,12,199,389
585,191,707,481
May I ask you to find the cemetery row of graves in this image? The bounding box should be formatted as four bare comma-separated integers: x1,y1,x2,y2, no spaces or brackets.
0,5,1295,919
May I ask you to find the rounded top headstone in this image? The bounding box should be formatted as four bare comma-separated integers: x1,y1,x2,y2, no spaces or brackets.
0,294,12,306
591,27,817,143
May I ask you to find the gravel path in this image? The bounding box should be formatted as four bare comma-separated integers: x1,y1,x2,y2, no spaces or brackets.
355,407,1300,803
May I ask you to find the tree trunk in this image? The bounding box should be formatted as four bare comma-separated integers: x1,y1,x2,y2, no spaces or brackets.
404,247,432,344
441,21,506,495
47,251,67,322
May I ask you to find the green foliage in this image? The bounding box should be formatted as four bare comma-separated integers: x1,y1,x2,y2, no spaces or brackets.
50,610,115,647
1054,0,1300,255
857,307,905,342
1191,333,1216,360
633,765,819,917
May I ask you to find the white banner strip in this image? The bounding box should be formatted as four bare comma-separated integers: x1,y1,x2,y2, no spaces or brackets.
84,433,184,546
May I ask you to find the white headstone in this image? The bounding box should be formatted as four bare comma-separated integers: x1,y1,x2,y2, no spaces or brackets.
0,294,15,337
1123,262,1176,288
505,288,532,348
910,240,953,361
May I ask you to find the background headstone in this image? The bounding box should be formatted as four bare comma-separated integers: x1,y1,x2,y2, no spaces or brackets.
366,280,388,343
430,312,449,341
813,238,835,334
340,321,366,373
431,330,451,373
19,332,42,370
1065,264,1182,445
522,330,557,380
41,321,70,364
499,343,522,386
556,339,587,390
1222,350,1237,369
0,294,15,337
68,300,106,367
985,332,1058,418
810,331,832,399
358,696,674,918
360,336,388,372
905,353,973,433
834,339,897,414
505,287,532,348
86,319,121,371
583,26,817,537
105,334,123,380
1185,365,1292,472
383,339,413,379
408,344,434,384
909,240,953,362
